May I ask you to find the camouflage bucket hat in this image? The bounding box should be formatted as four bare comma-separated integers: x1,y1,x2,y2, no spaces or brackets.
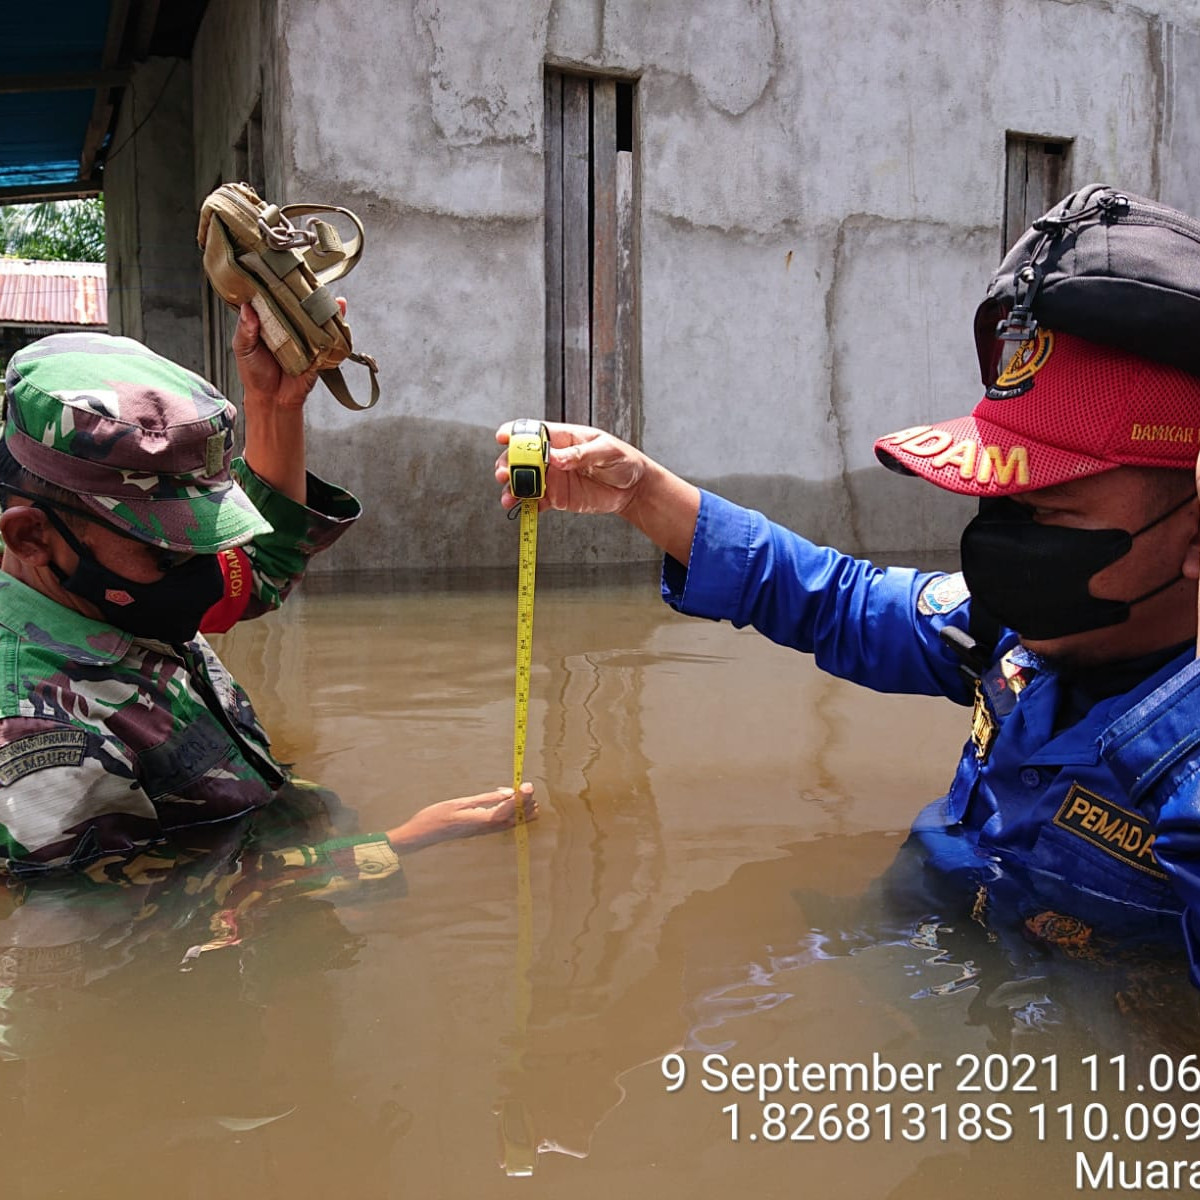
2,332,272,552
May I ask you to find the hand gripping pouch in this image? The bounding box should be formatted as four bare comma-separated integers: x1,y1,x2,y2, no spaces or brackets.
198,182,380,410
974,183,1200,386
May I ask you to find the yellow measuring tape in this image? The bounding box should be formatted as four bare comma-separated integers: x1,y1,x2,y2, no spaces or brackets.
511,496,538,799
499,420,548,1177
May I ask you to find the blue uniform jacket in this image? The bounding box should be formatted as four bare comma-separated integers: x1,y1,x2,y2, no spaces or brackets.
663,491,1200,982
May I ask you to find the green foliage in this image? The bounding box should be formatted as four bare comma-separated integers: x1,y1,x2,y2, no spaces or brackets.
0,198,106,262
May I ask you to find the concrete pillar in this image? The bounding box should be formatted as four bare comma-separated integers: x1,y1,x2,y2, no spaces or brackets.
104,57,204,374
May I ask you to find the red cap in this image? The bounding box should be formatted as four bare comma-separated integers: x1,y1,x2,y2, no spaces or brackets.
874,330,1200,495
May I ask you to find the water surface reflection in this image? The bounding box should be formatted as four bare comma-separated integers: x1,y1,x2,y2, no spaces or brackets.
3,570,1198,1198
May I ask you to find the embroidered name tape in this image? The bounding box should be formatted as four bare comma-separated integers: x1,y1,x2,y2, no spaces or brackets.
0,730,88,786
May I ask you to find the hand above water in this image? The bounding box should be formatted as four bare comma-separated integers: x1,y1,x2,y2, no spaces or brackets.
495,422,648,517
234,299,336,506
386,783,537,853
494,421,700,565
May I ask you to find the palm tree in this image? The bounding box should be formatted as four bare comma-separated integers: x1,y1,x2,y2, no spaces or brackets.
0,198,105,262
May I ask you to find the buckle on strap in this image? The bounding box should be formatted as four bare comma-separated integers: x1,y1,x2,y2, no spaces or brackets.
257,210,317,252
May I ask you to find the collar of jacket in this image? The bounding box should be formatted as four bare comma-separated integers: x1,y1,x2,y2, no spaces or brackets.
1021,646,1194,768
0,572,132,665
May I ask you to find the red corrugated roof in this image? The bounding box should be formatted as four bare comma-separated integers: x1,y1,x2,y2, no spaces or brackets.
0,258,107,327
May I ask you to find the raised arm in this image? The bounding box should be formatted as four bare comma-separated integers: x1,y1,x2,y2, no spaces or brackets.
233,301,320,504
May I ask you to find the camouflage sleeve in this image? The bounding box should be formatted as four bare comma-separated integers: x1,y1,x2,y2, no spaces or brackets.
0,715,400,898
1,786,404,907
95,830,405,900
0,831,407,1008
250,833,406,897
89,832,406,976
201,459,361,630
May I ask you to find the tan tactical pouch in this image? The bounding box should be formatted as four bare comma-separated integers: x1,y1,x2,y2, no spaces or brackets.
198,182,379,411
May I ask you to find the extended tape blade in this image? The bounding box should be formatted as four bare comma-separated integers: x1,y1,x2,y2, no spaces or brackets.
512,497,538,793
501,495,538,1177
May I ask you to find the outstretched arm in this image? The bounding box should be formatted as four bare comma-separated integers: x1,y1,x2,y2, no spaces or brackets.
386,784,537,853
496,421,972,700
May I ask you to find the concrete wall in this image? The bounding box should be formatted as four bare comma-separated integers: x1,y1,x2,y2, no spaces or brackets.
181,0,1200,575
105,58,203,374
192,0,284,200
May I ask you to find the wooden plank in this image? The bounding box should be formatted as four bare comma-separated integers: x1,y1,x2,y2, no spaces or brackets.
0,181,102,203
79,0,134,179
201,282,218,391
79,100,117,181
543,73,564,421
1042,143,1068,216
1025,139,1050,228
1002,136,1027,255
590,79,618,431
247,106,265,192
613,149,638,444
1024,141,1068,234
0,71,130,95
132,0,163,59
562,75,591,427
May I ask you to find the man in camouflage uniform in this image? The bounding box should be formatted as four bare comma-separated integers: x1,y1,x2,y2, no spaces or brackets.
0,304,535,892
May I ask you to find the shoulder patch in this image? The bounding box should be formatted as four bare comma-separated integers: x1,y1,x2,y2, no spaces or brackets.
1052,783,1166,880
0,730,88,787
917,572,971,616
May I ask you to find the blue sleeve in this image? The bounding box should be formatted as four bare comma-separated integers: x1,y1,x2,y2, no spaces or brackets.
1101,657,1200,984
660,490,973,701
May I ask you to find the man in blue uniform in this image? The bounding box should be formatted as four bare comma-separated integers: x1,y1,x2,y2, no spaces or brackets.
496,327,1200,984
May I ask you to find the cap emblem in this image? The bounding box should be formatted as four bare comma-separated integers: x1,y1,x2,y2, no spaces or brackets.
986,329,1055,401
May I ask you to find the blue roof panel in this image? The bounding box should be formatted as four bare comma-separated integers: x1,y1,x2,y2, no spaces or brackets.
0,2,113,192
0,2,109,73
0,92,101,188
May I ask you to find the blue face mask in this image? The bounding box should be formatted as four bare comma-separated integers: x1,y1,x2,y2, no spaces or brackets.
37,504,224,644
960,493,1194,641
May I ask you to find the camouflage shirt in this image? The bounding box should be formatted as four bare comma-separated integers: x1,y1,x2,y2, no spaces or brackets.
0,459,399,886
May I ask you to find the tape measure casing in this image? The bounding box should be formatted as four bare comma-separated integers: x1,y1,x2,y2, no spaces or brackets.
508,420,549,500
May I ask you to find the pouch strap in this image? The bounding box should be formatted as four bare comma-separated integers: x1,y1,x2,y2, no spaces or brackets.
258,245,305,279
277,203,365,287
319,351,380,412
300,284,341,326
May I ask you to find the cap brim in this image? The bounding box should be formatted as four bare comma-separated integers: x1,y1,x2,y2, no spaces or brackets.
78,479,273,551
874,412,1115,496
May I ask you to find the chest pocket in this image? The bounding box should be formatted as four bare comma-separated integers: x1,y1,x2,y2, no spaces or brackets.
1014,776,1184,918
1043,781,1168,879
138,709,233,800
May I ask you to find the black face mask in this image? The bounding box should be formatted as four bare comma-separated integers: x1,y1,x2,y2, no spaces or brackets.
37,505,225,644
960,493,1194,641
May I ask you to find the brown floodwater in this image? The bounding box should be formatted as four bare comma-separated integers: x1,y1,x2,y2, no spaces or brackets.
3,566,1200,1199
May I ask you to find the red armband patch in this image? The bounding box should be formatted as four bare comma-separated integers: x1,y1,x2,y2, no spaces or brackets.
200,548,253,633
